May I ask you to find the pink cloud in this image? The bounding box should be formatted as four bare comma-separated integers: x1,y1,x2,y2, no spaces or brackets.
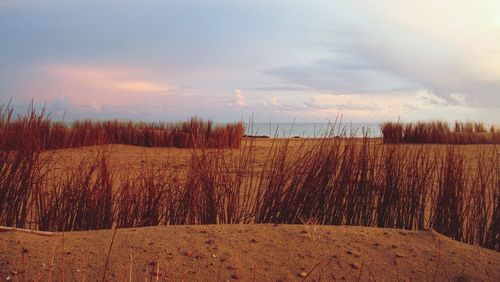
111,81,166,92
41,64,171,92
234,89,245,107
33,64,175,107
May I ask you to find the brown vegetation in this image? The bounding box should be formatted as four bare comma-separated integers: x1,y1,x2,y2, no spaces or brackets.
381,120,499,144
1,104,499,253
0,103,243,151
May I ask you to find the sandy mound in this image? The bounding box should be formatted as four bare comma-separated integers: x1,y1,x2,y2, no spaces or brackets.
1,225,499,281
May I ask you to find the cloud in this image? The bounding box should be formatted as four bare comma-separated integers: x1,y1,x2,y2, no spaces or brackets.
234,89,245,107
6,96,170,121
450,93,467,106
263,56,418,94
303,94,381,111
47,96,71,112
293,90,492,122
263,40,500,108
112,81,166,92
1,0,499,123
90,100,102,112
261,0,500,109
41,64,171,93
270,96,278,106
242,85,310,92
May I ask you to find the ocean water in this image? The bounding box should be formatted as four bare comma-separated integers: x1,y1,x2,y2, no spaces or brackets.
243,122,381,138
61,120,381,138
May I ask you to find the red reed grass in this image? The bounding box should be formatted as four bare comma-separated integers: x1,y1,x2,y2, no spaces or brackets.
1,103,498,252
381,121,499,144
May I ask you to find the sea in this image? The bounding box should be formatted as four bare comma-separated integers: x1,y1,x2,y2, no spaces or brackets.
60,121,382,138
243,122,381,138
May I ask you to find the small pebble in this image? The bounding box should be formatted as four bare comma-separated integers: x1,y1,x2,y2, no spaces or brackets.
350,262,361,269
298,271,307,278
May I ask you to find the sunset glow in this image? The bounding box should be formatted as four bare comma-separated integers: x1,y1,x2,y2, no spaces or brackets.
0,0,498,123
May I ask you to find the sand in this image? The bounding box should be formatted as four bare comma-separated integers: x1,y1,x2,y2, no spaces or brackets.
1,225,499,281
43,139,498,179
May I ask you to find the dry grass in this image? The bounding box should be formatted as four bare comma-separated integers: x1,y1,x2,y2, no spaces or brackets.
1,103,243,150
1,104,499,252
381,121,499,144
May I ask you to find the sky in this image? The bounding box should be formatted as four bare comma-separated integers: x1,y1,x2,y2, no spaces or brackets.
1,0,499,123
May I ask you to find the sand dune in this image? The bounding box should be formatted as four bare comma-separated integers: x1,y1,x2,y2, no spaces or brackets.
1,225,499,281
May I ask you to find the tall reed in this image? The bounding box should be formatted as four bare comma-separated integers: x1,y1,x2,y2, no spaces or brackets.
36,153,113,231
0,103,244,150
381,121,499,144
0,102,49,228
1,103,498,252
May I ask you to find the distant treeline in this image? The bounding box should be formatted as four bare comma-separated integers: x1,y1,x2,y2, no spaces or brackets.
381,121,499,144
0,103,244,150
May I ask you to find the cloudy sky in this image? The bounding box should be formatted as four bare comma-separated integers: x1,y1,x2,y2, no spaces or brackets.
1,0,499,122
